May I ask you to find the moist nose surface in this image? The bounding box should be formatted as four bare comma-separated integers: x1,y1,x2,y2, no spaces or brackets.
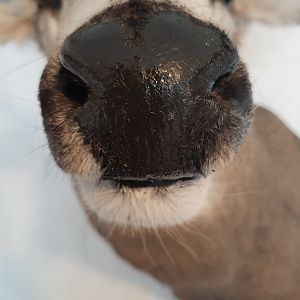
61,12,237,95
60,9,238,180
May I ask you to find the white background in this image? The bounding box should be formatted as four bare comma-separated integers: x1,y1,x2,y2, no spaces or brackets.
0,23,300,300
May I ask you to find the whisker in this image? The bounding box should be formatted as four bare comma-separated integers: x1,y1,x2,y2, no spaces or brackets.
211,190,262,201
22,122,43,130
23,143,48,156
166,226,201,263
105,221,119,239
40,159,58,187
180,221,214,244
104,194,123,238
0,90,39,107
10,143,48,165
153,226,175,263
137,228,158,267
0,56,46,82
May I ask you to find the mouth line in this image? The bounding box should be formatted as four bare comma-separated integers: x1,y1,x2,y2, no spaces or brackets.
110,176,197,189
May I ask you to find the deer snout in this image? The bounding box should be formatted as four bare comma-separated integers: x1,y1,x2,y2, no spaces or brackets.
41,3,253,186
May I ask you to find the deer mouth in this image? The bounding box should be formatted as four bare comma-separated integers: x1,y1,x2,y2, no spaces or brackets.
111,176,197,189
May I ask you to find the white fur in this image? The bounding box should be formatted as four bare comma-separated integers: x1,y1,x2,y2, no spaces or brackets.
74,176,213,228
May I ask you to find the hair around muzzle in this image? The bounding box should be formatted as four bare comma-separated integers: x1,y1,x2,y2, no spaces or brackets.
55,1,252,181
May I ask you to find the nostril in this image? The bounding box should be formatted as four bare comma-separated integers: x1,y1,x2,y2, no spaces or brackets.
210,71,233,93
57,66,89,105
209,64,252,109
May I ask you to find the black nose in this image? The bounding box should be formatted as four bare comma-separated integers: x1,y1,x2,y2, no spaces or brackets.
59,3,239,181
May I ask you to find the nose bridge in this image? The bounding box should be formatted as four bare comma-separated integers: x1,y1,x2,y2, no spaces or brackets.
60,6,237,92
59,2,238,179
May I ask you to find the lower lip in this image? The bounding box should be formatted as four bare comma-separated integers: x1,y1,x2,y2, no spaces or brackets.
111,176,196,188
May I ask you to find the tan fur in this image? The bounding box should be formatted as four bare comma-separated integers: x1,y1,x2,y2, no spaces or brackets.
1,0,300,47
2,1,300,299
40,58,101,177
233,0,300,24
89,108,300,299
0,0,36,42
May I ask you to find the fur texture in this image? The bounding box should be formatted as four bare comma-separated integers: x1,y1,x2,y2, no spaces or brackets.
74,175,213,228
96,108,300,300
0,0,36,42
2,1,300,299
233,0,300,24
38,1,254,229
2,0,300,46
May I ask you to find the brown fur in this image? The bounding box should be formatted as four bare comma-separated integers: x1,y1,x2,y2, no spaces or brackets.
86,108,300,299
39,58,100,177
2,1,300,299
